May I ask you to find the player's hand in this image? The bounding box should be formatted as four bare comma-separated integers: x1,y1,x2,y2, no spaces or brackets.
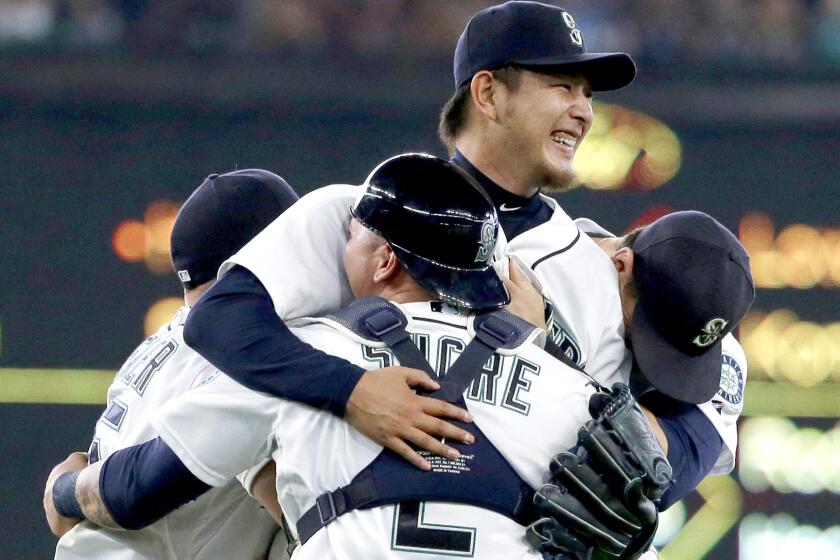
503,258,547,331
43,452,88,537
346,367,475,470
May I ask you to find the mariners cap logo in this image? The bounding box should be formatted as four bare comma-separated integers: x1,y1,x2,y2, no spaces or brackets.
561,11,583,46
474,219,496,264
693,317,728,347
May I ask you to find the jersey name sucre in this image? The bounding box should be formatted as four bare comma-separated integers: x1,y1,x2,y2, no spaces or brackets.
55,307,278,560
152,302,597,559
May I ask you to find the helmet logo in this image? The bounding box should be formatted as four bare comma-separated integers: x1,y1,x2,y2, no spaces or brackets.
692,317,728,347
475,220,496,264
561,11,583,46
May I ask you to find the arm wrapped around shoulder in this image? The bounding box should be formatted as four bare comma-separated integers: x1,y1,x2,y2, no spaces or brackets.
527,383,672,560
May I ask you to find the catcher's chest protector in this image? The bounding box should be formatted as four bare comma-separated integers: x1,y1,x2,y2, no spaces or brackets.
296,298,540,545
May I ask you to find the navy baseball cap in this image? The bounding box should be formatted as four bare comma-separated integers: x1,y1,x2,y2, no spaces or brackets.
454,1,636,91
171,169,298,290
630,211,755,404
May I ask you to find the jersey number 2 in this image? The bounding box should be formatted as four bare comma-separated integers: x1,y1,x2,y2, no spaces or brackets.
392,501,475,556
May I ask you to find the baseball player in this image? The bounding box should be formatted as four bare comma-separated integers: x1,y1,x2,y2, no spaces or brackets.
43,169,298,560
523,214,751,558
39,154,672,559
433,4,753,553
576,216,748,479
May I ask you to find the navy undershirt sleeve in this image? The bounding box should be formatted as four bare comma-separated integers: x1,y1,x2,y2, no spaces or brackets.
643,397,723,510
99,437,211,529
184,265,365,417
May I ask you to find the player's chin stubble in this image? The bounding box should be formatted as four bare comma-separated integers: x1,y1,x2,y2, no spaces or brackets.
538,167,576,193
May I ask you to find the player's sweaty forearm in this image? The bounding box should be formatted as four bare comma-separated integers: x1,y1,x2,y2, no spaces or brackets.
44,453,121,536
75,461,122,530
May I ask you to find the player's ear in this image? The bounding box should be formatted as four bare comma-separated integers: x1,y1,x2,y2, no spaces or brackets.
613,248,638,329
470,70,499,121
611,247,635,278
373,244,401,283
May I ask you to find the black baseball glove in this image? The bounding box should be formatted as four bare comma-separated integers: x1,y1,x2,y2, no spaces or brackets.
527,383,672,560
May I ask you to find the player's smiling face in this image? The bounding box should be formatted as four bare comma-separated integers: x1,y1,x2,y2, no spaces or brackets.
495,69,593,192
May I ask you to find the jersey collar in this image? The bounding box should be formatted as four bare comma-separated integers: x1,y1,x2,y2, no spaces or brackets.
452,151,543,215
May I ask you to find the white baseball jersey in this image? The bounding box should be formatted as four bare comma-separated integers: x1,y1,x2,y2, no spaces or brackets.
574,218,749,474
55,307,279,560
152,301,598,559
224,184,630,389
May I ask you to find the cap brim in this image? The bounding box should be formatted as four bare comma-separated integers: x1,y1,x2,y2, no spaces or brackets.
516,52,636,91
393,246,510,311
630,304,722,404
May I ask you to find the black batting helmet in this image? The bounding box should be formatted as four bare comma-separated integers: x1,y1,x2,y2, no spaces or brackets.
352,153,509,311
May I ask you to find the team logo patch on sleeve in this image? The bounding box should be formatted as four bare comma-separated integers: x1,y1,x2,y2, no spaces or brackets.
718,353,744,405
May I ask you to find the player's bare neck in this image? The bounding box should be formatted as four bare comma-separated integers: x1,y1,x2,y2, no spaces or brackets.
373,280,434,307
185,280,214,307
455,138,538,198
592,235,620,256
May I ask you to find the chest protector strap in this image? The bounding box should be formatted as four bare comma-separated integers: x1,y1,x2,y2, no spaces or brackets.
296,297,539,545
364,306,436,378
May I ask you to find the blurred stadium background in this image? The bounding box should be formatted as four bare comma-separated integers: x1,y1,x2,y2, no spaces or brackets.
1,1,838,558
